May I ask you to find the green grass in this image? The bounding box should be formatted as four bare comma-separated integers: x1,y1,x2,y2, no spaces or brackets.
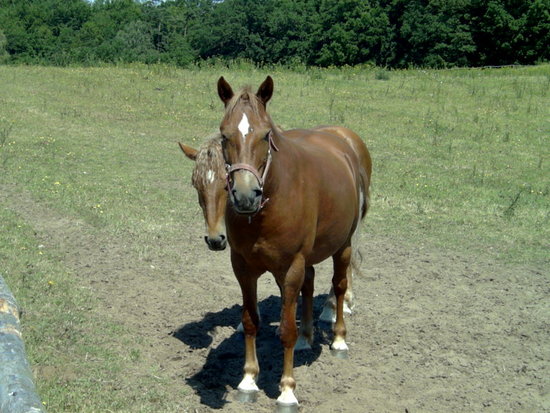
1,64,548,263
0,207,187,412
0,63,548,411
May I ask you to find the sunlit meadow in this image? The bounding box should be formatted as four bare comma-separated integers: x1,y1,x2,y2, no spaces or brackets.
0,63,548,410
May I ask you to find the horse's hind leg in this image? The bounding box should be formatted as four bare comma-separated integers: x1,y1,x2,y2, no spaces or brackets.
296,266,314,350
330,245,352,357
321,222,362,323
319,250,355,323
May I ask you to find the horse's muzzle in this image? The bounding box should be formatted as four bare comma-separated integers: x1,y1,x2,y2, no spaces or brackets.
230,187,263,215
205,234,227,251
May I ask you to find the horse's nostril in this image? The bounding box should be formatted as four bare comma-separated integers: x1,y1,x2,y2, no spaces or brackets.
220,234,226,241
254,189,263,197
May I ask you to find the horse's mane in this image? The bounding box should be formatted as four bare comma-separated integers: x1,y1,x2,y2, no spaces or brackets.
192,133,225,188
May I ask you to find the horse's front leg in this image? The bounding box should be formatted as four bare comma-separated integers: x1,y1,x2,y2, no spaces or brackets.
276,255,305,410
231,250,262,402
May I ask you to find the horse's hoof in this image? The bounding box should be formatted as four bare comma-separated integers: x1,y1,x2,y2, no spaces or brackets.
294,335,312,351
275,401,299,413
235,389,258,403
330,348,349,359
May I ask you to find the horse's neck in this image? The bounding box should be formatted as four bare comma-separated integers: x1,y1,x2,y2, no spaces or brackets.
263,132,300,196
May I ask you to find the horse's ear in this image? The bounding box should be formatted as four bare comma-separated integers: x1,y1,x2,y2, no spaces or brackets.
178,142,198,161
217,76,234,106
256,75,274,106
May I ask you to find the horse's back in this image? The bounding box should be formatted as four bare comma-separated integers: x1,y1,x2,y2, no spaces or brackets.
313,126,372,179
283,128,359,165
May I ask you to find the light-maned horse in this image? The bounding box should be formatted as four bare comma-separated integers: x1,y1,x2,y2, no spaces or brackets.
179,135,228,251
212,75,370,410
179,124,371,322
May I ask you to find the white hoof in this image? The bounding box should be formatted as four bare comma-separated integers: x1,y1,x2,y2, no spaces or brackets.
238,374,259,393
277,388,299,406
331,337,349,352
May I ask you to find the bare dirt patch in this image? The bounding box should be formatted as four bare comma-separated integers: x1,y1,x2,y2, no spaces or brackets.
3,183,548,412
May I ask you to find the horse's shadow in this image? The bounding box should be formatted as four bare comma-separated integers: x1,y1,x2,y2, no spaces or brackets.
172,294,332,409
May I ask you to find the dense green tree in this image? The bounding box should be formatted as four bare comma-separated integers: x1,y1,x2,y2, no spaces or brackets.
0,29,8,63
469,0,525,65
395,0,476,67
141,0,205,65
112,20,159,63
312,0,392,66
262,0,317,65
188,0,265,61
0,0,547,67
0,0,92,63
521,0,550,63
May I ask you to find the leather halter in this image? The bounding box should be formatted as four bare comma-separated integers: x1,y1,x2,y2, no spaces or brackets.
225,130,279,209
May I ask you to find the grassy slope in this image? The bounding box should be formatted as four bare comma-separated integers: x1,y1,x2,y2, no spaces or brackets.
0,64,548,411
2,65,548,264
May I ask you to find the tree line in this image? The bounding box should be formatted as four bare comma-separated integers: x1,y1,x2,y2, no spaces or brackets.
0,0,548,68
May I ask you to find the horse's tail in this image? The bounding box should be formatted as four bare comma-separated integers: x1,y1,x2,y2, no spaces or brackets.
319,132,371,323
358,142,371,220
350,220,364,280
340,152,369,311
353,138,371,273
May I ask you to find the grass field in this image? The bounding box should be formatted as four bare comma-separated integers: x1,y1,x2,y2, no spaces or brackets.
0,63,548,411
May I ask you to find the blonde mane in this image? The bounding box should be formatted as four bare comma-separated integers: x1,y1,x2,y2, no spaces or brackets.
192,133,226,188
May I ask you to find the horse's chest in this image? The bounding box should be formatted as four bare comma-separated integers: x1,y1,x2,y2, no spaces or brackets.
230,226,302,270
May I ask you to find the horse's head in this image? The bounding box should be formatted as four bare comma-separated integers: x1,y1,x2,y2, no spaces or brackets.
217,76,278,215
179,138,228,251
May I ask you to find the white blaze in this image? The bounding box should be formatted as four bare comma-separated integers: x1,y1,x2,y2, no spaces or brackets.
238,113,250,141
206,170,215,183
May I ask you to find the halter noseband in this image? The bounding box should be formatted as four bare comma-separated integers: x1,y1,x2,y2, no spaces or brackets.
225,130,279,209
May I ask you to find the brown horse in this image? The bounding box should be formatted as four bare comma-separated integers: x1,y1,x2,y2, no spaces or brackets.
216,76,370,410
179,125,370,322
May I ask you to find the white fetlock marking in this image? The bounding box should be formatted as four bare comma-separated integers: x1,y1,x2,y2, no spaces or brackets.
238,374,259,393
331,337,349,351
294,335,312,351
319,305,336,323
277,388,299,406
